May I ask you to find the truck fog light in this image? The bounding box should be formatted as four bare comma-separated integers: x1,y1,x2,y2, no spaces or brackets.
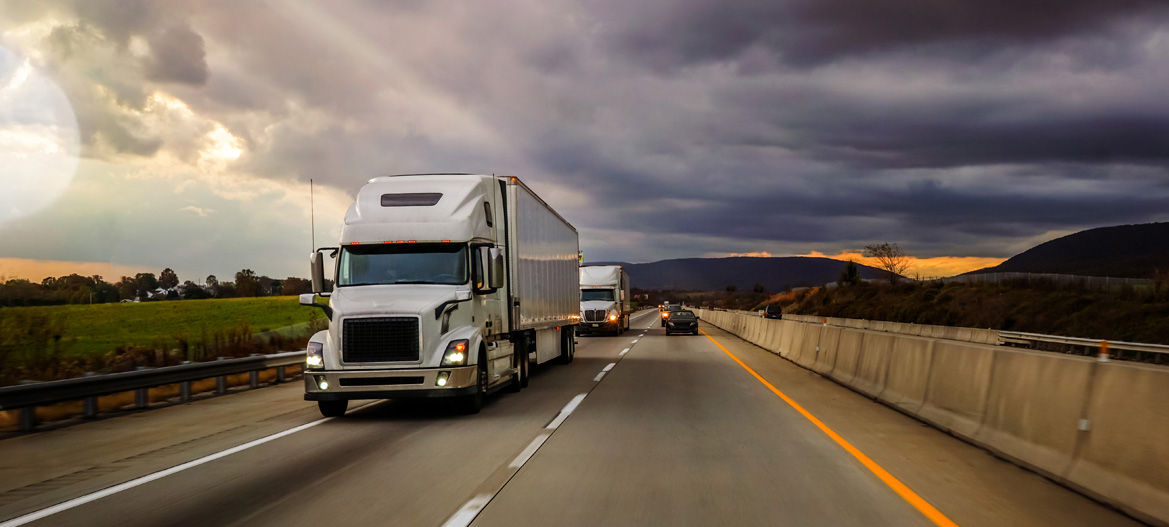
436,371,451,387
316,376,329,390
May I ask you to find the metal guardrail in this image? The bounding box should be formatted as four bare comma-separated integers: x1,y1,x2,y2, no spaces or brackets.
998,331,1169,362
1,351,306,431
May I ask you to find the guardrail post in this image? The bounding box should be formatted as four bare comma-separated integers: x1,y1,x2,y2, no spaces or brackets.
250,370,259,389
135,388,148,409
180,381,191,402
216,357,227,394
276,366,286,383
19,407,36,431
82,372,98,418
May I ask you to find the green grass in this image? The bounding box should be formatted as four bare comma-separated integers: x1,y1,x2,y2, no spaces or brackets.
0,297,323,358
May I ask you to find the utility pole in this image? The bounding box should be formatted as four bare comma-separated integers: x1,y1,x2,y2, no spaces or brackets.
310,179,316,252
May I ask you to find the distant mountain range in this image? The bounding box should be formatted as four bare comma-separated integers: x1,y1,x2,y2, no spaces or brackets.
584,257,891,291
967,222,1169,279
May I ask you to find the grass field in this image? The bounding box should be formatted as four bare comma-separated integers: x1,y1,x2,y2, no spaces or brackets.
0,296,323,359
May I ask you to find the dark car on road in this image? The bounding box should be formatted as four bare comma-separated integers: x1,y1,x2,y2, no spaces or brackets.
762,304,783,319
666,310,699,335
661,304,685,327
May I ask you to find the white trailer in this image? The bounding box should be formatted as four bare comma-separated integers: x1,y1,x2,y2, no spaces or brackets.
300,174,580,416
578,265,632,335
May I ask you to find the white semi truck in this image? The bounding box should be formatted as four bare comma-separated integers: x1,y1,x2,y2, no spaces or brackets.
578,265,631,336
299,174,580,416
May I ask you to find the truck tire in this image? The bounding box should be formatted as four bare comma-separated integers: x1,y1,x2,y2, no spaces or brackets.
506,347,524,393
518,336,531,388
318,400,347,417
558,328,575,364
459,351,488,414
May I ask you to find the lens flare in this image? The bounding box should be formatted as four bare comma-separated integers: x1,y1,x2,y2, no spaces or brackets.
0,47,81,223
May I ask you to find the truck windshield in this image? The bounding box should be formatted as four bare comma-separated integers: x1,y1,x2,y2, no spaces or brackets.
338,244,468,286
581,289,615,302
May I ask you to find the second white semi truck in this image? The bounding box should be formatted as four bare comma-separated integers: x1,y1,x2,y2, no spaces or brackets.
300,174,580,416
578,265,632,336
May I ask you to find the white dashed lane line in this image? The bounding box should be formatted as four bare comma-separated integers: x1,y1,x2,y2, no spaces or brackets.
509,433,552,469
442,494,493,527
546,393,588,430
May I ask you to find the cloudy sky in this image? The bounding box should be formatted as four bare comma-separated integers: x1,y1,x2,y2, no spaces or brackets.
2,0,1168,284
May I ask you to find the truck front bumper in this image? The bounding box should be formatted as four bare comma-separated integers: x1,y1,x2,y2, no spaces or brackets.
579,320,619,333
304,365,478,401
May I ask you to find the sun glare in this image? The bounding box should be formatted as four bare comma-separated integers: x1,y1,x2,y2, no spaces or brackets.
0,47,80,224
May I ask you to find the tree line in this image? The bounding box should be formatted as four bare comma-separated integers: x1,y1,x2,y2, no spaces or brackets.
0,268,329,307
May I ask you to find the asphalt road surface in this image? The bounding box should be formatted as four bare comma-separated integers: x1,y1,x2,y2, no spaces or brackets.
0,310,1143,527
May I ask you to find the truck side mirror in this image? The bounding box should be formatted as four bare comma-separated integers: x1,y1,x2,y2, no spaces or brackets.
310,251,326,293
488,247,505,289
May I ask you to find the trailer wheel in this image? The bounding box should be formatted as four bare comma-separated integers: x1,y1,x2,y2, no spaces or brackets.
558,327,575,364
318,400,347,417
459,350,487,414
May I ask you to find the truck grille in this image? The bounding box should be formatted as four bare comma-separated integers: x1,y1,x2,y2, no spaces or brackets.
342,317,420,363
584,309,606,322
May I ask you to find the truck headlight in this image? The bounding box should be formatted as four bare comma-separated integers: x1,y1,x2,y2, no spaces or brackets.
306,342,324,369
442,339,469,366
608,314,617,321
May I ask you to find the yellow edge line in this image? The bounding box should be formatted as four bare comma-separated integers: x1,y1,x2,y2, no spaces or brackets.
700,328,960,527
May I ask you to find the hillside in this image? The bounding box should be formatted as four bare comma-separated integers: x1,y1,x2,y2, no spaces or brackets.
587,256,892,291
969,222,1169,278
786,282,1169,346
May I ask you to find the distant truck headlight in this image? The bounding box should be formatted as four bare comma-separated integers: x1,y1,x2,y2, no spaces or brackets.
609,313,617,321
442,339,470,366
306,342,324,369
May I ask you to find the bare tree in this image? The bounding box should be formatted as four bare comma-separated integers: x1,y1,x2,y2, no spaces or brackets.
864,243,911,284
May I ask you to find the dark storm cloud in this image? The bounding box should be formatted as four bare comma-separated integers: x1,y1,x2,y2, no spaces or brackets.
6,0,1169,275
596,0,1169,68
70,0,170,48
145,25,209,85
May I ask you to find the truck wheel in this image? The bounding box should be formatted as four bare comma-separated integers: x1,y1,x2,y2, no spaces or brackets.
506,348,524,393
519,350,529,387
519,337,531,388
318,400,347,417
459,355,487,414
558,328,574,364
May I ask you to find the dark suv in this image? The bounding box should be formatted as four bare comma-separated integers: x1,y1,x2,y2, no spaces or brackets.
762,304,783,319
665,310,699,335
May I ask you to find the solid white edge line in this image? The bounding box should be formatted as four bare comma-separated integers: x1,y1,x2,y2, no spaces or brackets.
508,433,551,469
602,363,616,372
442,493,494,527
0,417,334,527
593,372,606,382
546,393,588,430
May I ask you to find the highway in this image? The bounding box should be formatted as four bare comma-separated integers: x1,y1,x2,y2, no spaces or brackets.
0,309,1143,527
